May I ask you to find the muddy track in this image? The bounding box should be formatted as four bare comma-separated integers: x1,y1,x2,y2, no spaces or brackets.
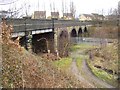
70,59,115,88
71,60,95,88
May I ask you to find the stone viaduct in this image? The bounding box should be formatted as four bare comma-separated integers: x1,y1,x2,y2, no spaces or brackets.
5,18,92,57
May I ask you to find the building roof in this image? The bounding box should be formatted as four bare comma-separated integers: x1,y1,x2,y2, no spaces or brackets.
91,13,104,20
51,12,59,16
33,11,46,19
105,15,117,20
79,13,105,21
63,13,73,17
82,14,93,18
34,11,46,16
51,12,59,19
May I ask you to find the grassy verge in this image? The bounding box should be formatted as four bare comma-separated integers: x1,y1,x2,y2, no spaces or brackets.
53,57,72,70
70,43,95,52
70,43,94,72
76,57,83,71
87,60,118,87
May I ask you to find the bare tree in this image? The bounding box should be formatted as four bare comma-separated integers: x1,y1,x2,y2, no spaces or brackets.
118,1,120,15
24,1,31,16
43,1,45,11
49,0,57,12
109,8,113,15
70,1,76,18
50,0,52,12
38,0,39,11
65,1,67,13
53,2,55,12
62,0,65,17
0,0,30,18
112,9,118,15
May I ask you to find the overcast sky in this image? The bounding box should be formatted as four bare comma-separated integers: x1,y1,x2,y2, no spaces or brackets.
0,0,119,17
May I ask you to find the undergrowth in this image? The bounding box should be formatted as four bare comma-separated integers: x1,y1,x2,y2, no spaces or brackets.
1,19,83,88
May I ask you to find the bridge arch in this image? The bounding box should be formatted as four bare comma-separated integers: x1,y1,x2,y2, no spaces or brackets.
84,26,88,33
32,32,54,54
83,26,89,37
71,28,77,37
78,27,83,37
58,30,69,57
32,34,48,54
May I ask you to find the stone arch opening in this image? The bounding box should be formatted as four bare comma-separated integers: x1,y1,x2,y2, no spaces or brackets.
78,27,82,37
32,34,48,54
71,28,77,37
84,26,88,33
83,26,89,37
58,30,69,57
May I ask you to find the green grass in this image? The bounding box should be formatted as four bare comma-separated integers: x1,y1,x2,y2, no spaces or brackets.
70,43,95,52
71,43,94,73
76,57,83,70
53,57,72,70
90,63,112,80
87,60,118,87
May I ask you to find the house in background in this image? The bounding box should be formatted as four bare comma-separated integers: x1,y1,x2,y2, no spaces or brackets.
92,13,104,21
105,15,118,21
98,15,105,20
79,14,93,21
32,11,46,19
51,12,59,19
63,13,73,20
79,13,105,21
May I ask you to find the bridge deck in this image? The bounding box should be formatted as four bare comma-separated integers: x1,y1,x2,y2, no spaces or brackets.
6,18,93,33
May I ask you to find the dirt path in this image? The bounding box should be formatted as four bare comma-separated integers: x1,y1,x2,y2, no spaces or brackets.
71,59,95,88
81,60,115,88
70,58,115,88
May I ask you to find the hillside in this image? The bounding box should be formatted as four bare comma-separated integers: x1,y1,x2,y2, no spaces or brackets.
1,20,82,88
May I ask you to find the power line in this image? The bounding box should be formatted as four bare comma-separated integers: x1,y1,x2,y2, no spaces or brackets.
0,0,19,5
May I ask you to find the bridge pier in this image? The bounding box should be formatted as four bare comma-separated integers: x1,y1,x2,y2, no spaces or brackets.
7,18,93,57
26,31,32,52
54,28,59,56
19,31,33,52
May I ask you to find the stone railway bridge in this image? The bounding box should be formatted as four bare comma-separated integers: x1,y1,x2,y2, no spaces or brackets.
6,18,94,57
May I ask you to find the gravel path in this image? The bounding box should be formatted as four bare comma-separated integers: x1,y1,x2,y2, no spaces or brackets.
81,60,115,88
70,43,116,88
70,59,115,88
71,59,95,88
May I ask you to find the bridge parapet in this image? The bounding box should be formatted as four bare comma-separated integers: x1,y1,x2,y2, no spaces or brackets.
5,18,93,33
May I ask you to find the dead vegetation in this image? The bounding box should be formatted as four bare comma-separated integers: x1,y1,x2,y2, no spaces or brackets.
41,53,60,61
89,41,118,75
88,26,118,39
1,20,83,88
